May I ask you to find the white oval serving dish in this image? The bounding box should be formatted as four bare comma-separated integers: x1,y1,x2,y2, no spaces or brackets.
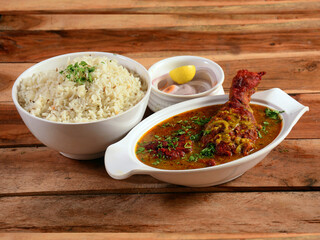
105,88,308,187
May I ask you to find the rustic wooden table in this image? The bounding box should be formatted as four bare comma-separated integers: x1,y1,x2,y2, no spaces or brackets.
1,1,320,239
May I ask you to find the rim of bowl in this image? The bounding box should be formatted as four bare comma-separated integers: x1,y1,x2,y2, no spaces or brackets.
12,51,151,125
148,55,225,99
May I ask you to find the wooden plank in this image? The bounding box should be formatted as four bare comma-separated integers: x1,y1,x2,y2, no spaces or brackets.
0,0,318,237
2,53,320,103
1,93,317,147
1,1,320,14
164,20,320,35
1,29,320,63
0,123,42,146
286,93,320,139
0,63,29,102
1,14,320,31
0,192,319,232
1,233,320,240
0,139,319,196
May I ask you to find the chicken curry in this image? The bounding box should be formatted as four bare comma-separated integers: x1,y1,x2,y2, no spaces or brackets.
135,104,282,170
135,70,283,170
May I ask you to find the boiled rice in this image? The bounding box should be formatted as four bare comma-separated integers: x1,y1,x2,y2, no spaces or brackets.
17,55,147,123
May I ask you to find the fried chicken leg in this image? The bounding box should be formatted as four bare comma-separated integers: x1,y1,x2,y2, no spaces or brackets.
201,70,266,156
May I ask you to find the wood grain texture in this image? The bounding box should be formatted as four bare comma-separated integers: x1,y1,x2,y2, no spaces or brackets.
0,192,319,232
1,0,320,14
2,53,320,101
0,139,319,196
1,14,320,31
1,93,317,147
1,233,320,240
1,0,319,235
1,29,320,63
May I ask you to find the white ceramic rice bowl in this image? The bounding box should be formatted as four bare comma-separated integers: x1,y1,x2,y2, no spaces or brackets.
12,52,151,160
105,88,309,187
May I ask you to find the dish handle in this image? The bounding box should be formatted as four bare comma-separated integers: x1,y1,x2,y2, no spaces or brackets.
104,140,145,180
253,88,309,114
253,88,309,133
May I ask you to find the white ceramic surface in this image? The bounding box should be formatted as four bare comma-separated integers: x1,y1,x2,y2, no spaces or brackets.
12,52,151,160
148,56,225,112
105,88,309,187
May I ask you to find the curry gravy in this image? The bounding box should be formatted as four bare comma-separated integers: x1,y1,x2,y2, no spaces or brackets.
136,104,282,170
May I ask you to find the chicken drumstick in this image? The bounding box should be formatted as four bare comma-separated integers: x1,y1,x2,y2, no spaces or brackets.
201,70,266,156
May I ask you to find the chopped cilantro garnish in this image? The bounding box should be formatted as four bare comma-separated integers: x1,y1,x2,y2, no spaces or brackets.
265,108,284,120
203,130,211,136
260,121,270,134
200,144,215,157
59,61,96,84
188,154,200,162
152,159,162,165
174,129,186,135
192,117,211,126
261,125,268,133
190,133,201,141
136,147,145,154
154,135,161,140
161,122,175,128
187,144,215,162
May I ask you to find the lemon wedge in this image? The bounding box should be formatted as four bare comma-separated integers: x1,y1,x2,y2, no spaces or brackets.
169,65,196,84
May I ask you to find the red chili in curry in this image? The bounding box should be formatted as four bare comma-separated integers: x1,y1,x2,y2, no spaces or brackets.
135,104,282,170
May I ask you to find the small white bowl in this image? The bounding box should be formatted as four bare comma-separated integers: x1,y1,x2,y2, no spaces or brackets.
105,88,308,187
148,56,225,112
12,52,151,160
